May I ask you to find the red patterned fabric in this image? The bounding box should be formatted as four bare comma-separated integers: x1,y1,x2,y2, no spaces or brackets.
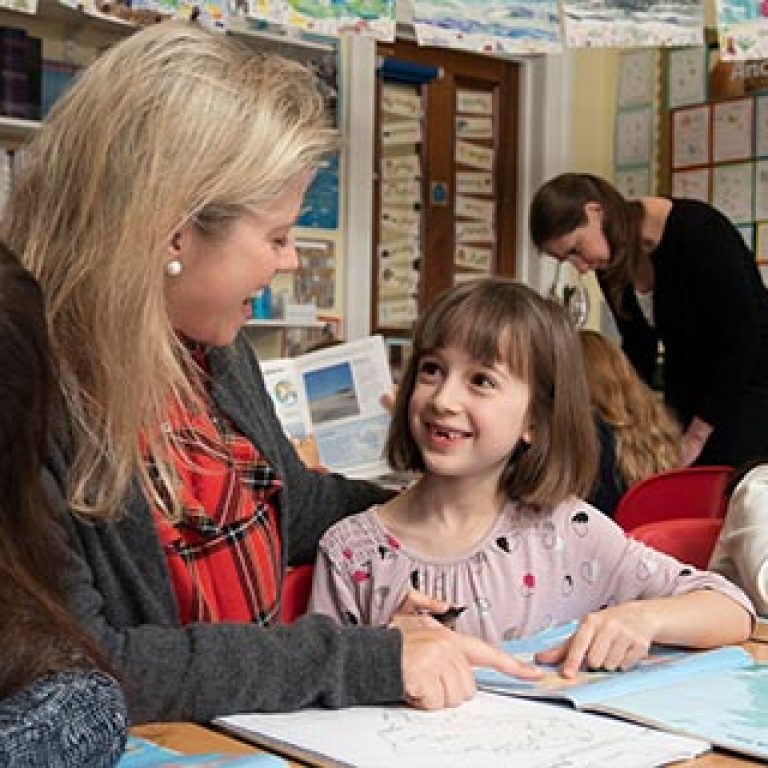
147,366,282,626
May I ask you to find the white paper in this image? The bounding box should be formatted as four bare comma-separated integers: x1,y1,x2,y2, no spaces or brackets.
260,336,394,479
378,297,418,327
671,168,710,202
712,162,754,224
456,90,493,115
455,115,493,139
712,98,753,164
381,178,421,205
456,171,493,196
380,84,421,119
672,105,710,169
454,244,493,271
380,154,422,180
455,140,494,170
455,195,495,223
216,692,710,768
667,46,707,109
381,120,422,146
455,220,495,243
378,239,420,265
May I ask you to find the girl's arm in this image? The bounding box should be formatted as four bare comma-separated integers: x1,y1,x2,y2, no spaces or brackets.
536,500,754,676
538,589,752,677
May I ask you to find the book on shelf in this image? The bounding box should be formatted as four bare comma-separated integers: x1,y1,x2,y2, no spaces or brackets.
475,621,768,761
0,25,41,120
260,335,409,486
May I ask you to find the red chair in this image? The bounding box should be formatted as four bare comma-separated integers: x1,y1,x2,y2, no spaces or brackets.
279,564,314,624
628,517,724,569
614,466,732,532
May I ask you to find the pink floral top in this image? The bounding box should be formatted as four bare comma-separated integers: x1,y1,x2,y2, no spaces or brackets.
308,497,753,642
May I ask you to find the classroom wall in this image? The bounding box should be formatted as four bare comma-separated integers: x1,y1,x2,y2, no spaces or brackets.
342,35,624,338
566,47,621,331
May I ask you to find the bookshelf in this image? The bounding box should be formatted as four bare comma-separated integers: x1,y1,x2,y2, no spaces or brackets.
0,115,38,140
0,5,346,358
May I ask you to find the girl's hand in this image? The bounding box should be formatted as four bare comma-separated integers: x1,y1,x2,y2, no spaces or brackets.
393,615,543,710
535,603,657,677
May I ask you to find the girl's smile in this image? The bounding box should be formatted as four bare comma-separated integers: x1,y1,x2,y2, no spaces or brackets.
409,344,533,483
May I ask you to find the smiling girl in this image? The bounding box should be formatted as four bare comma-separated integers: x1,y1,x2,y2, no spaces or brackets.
310,279,753,678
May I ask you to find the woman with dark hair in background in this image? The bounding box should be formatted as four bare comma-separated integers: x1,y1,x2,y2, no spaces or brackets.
530,172,768,468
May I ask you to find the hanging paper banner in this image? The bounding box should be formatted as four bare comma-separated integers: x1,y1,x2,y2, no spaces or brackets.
562,0,703,48
717,0,768,61
247,0,395,39
412,0,561,55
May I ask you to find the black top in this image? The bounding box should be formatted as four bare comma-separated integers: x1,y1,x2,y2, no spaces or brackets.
587,414,625,518
598,198,768,467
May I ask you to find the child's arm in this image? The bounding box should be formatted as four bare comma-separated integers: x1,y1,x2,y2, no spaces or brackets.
307,548,362,625
716,465,768,615
537,590,752,677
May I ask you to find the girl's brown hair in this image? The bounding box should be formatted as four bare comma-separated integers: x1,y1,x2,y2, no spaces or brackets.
0,243,112,698
579,329,681,489
386,278,597,508
529,173,645,313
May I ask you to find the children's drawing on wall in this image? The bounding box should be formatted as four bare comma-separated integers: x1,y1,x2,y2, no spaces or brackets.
411,0,562,55
563,0,703,48
718,0,768,60
246,0,396,39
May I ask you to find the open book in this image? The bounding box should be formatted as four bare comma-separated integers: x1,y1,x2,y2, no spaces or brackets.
476,622,768,761
215,692,710,768
260,335,407,484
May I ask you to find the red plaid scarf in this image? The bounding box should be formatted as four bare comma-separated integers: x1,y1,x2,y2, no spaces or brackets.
147,364,282,626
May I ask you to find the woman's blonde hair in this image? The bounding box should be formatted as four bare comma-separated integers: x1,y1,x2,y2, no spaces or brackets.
386,279,598,509
3,21,336,519
579,330,681,488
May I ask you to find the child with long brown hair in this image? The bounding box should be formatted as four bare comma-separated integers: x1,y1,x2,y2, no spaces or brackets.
0,243,126,765
580,329,682,514
310,279,753,679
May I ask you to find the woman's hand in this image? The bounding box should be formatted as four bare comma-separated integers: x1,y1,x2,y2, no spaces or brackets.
680,417,713,466
535,603,657,677
393,615,543,710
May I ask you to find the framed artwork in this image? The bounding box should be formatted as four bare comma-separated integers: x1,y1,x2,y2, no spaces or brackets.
756,94,768,158
712,162,754,224
618,50,655,108
755,160,768,220
614,166,651,198
737,224,755,252
671,104,711,169
712,97,754,164
615,106,653,167
666,47,707,109
671,167,710,202
756,222,768,262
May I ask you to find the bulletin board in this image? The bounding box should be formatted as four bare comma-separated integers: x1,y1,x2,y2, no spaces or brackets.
664,42,768,267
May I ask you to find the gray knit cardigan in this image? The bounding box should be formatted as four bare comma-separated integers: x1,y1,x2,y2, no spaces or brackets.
44,336,401,724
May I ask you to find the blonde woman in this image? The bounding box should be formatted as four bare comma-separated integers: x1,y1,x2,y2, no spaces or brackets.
580,330,682,514
3,22,519,723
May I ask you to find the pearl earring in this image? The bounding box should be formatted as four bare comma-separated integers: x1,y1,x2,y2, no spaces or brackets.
165,258,183,277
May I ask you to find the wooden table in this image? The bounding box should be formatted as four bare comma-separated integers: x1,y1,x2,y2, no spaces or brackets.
133,625,768,768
